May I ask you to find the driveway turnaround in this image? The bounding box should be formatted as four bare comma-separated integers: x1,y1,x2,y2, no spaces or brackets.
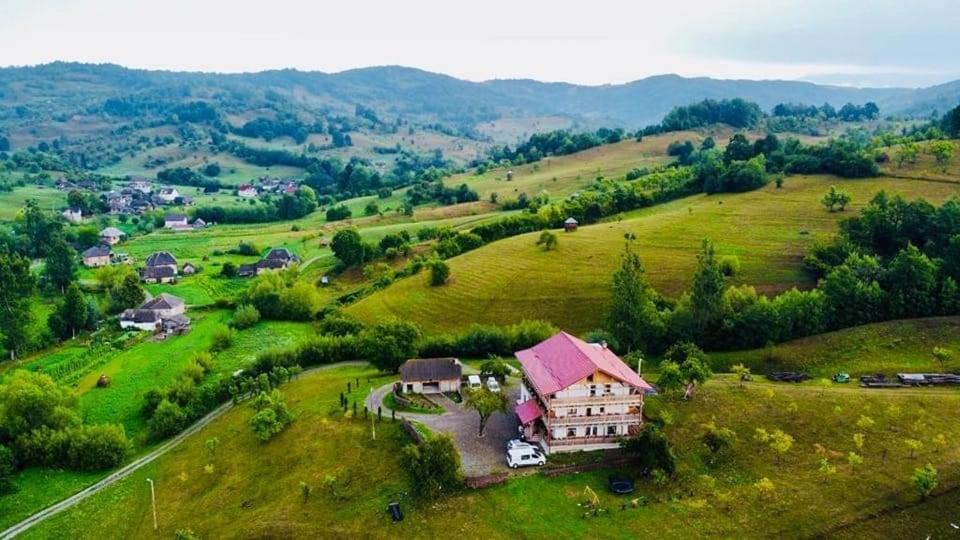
368,381,520,476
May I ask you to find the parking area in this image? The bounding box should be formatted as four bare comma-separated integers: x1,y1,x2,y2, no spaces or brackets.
368,380,521,476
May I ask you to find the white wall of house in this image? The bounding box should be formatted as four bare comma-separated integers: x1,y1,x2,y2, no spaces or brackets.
120,320,158,331
402,379,459,394
83,256,110,267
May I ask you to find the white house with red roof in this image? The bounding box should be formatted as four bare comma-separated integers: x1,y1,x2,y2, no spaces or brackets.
514,331,653,454
237,184,258,198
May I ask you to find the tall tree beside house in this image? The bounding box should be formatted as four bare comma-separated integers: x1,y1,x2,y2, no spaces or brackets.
48,283,97,340
606,239,664,353
13,200,63,258
43,237,77,293
360,320,420,373
109,273,146,313
401,434,462,499
464,388,508,437
0,252,35,360
690,239,725,334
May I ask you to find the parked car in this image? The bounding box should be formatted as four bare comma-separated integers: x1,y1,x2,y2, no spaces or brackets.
467,374,482,389
506,447,545,469
506,438,540,451
486,377,501,393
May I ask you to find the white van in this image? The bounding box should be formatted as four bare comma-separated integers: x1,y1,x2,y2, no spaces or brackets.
507,447,545,469
467,375,482,389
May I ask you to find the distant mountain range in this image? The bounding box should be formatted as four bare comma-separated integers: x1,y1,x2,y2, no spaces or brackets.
2,62,959,132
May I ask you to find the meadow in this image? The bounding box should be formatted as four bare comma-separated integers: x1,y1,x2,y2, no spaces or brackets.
0,185,65,220
20,361,960,539
348,174,960,334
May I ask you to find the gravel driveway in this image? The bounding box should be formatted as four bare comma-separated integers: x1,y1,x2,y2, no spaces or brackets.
368,381,519,476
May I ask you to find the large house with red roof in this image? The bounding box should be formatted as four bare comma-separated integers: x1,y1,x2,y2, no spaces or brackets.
514,331,653,454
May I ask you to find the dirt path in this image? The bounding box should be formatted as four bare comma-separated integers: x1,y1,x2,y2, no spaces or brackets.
0,361,366,540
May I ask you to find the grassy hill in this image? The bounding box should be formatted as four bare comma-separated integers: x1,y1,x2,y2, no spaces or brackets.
20,362,960,539
711,317,960,377
348,174,960,334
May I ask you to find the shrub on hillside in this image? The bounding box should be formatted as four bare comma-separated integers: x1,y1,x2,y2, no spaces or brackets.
418,320,557,358
231,304,261,329
210,325,234,352
428,259,450,286
719,255,741,277
401,434,462,499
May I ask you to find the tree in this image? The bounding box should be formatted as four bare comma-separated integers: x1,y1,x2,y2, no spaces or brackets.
331,229,373,267
400,434,462,499
755,428,794,464
0,370,79,438
731,363,751,388
48,282,96,339
0,252,36,360
895,142,919,167
847,452,864,470
822,186,852,212
220,262,238,277
605,240,663,352
912,464,938,500
248,390,293,442
700,421,737,464
928,140,954,171
620,425,676,475
203,162,221,177
360,320,420,373
655,361,684,395
932,347,953,372
690,239,725,333
428,259,450,286
43,237,77,293
818,458,837,482
109,273,145,313
479,358,511,381
231,304,261,329
464,388,508,437
904,438,923,458
0,444,14,494
149,399,188,438
535,230,558,251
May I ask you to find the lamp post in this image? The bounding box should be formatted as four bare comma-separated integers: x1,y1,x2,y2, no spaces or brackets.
146,478,158,531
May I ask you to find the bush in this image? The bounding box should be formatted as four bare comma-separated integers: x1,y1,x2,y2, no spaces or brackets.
234,242,259,256
149,399,188,438
209,325,234,352
0,444,15,494
621,426,676,475
326,205,352,221
401,434,462,499
428,259,450,286
318,312,365,336
249,390,293,442
719,255,741,277
418,320,557,358
220,262,238,278
231,304,261,329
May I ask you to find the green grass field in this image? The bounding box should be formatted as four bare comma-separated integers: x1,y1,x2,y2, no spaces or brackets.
711,317,960,377
21,361,960,539
0,314,316,530
348,174,960,334
0,185,66,220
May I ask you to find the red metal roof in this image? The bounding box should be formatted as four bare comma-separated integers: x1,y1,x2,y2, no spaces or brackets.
515,399,543,425
515,331,652,395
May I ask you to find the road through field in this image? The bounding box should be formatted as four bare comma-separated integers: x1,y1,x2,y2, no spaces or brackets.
0,361,366,540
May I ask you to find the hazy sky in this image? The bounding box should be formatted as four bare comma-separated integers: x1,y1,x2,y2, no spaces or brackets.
1,0,958,87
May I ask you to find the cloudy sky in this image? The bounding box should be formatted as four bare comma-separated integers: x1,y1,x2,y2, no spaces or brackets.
1,0,958,87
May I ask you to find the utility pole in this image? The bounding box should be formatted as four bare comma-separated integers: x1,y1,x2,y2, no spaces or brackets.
369,388,376,440
636,355,643,376
146,478,158,531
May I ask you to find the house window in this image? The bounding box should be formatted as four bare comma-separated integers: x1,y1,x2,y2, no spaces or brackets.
589,426,599,436
586,407,592,417
607,425,617,435
587,374,594,383
589,385,597,397
599,407,605,414
567,408,577,415
604,384,612,394
567,428,577,438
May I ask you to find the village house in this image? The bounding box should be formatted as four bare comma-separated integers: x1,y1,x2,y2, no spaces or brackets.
182,262,197,275
191,218,206,229
164,214,189,229
140,293,185,317
62,207,83,224
239,247,301,276
157,187,180,203
56,179,78,191
399,358,462,394
119,309,161,331
142,251,178,283
99,227,126,245
81,245,111,267
237,184,258,198
128,179,153,193
564,217,579,232
119,293,190,334
514,331,653,454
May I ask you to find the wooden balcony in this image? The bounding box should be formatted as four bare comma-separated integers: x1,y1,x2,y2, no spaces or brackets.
549,393,643,407
550,435,622,447
547,413,640,426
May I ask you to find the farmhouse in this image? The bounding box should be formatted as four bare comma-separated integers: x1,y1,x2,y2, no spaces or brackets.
514,331,653,454
62,207,83,223
238,247,301,277
399,358,463,394
182,262,197,275
564,217,579,232
191,218,206,229
140,293,185,317
145,251,178,272
164,214,189,229
141,265,176,284
157,187,180,203
99,227,126,245
81,245,111,267
129,179,153,193
119,309,161,331
237,184,258,198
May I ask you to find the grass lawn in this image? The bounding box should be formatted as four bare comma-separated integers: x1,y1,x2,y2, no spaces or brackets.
384,392,444,414
348,174,960,334
22,365,960,539
0,185,66,221
0,313,316,530
711,317,960,377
